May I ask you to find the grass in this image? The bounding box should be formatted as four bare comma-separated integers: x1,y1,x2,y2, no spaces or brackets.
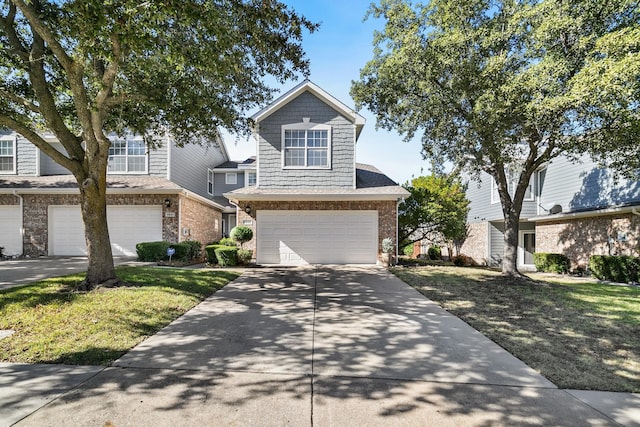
0,266,240,365
392,266,640,392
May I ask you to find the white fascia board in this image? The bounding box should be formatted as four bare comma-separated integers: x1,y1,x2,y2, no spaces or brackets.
529,204,640,222
223,191,407,202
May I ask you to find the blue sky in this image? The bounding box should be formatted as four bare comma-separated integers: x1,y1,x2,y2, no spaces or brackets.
223,0,427,185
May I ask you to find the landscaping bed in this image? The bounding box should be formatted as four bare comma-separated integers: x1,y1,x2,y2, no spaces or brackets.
0,266,240,365
392,265,640,392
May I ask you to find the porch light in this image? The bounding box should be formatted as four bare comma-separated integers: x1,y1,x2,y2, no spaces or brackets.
164,199,171,208
244,206,251,214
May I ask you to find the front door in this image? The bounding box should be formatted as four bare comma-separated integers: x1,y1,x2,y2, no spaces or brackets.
519,231,536,267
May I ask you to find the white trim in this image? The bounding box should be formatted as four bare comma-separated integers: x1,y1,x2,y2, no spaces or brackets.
518,230,536,268
224,191,408,202
490,177,500,204
107,137,148,174
207,168,214,196
0,135,17,174
225,172,237,185
281,122,332,169
529,203,640,222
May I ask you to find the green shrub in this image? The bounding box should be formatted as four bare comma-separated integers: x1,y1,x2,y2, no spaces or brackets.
215,246,239,267
589,255,640,283
218,237,237,247
182,240,202,259
230,226,253,248
237,249,253,265
533,253,570,274
403,244,414,257
205,244,225,264
428,246,442,260
136,241,171,261
451,254,475,266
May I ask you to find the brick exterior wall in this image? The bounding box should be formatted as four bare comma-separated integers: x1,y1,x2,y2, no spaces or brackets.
536,213,640,269
179,196,222,247
458,222,488,265
233,200,398,263
11,193,222,256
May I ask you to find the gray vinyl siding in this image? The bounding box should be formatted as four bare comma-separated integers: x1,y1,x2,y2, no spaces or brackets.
213,172,245,197
16,136,37,176
169,140,227,198
257,91,355,188
488,221,504,266
466,171,538,222
148,140,169,177
40,142,70,175
539,155,640,215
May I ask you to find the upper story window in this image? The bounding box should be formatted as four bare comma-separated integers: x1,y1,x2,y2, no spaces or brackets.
491,173,534,204
246,171,256,186
207,168,214,195
282,120,331,169
225,172,237,185
108,138,147,173
0,137,16,174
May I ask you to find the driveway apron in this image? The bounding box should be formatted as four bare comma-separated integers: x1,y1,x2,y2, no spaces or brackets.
16,266,623,426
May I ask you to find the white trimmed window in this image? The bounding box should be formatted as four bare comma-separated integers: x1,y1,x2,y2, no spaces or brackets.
0,137,16,174
108,138,147,173
225,172,237,184
491,173,535,204
247,171,256,186
207,169,214,195
282,120,331,169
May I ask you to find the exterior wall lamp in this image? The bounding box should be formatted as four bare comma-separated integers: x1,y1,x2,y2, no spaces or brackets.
244,206,251,214
164,199,171,208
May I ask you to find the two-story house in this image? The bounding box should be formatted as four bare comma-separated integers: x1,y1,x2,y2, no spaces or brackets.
460,155,640,269
0,131,228,257
223,80,409,265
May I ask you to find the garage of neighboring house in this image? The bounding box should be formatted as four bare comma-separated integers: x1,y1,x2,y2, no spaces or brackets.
0,205,22,256
257,210,378,264
48,205,163,256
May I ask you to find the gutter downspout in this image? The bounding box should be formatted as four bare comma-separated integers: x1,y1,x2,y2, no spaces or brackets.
12,190,24,256
396,198,401,266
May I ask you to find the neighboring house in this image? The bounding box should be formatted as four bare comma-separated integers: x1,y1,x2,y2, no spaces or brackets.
460,155,640,269
0,131,228,257
224,80,409,265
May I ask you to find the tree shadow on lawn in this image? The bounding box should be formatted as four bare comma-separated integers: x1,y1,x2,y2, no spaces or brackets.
394,267,640,392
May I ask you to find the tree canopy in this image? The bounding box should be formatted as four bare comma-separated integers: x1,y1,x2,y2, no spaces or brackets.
398,175,469,249
352,0,640,276
0,0,317,288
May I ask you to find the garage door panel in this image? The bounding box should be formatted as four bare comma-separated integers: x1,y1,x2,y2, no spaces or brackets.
257,210,377,265
49,205,162,256
0,206,22,256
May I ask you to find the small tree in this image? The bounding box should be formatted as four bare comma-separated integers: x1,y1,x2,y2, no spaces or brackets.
230,226,253,249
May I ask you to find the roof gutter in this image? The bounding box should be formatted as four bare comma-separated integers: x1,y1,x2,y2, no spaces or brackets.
529,204,640,223
223,191,409,202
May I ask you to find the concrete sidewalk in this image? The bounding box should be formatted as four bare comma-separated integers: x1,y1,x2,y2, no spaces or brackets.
4,266,640,426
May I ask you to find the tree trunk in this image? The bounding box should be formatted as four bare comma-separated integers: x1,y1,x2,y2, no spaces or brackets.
76,162,117,290
502,209,522,277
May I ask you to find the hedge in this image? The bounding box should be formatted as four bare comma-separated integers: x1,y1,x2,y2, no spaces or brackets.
215,246,239,267
136,241,202,262
237,249,253,266
589,255,640,283
428,246,442,260
533,253,570,274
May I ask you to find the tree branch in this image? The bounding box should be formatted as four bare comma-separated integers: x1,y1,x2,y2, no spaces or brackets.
0,2,29,63
0,88,41,114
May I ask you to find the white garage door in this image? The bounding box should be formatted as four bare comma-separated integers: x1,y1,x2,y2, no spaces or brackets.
0,205,22,256
257,210,378,264
49,205,162,256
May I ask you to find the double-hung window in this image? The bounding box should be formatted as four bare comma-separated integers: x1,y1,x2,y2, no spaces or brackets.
207,169,214,195
0,137,16,174
108,138,147,173
246,171,257,186
490,172,535,204
282,121,331,169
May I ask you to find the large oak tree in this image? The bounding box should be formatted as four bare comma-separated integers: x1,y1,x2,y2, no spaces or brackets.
352,0,640,276
0,0,317,288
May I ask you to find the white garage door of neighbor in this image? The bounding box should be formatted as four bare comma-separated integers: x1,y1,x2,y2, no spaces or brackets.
48,205,163,256
257,210,378,265
0,205,22,256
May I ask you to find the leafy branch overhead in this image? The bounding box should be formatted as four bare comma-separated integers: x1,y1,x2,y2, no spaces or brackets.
0,0,317,287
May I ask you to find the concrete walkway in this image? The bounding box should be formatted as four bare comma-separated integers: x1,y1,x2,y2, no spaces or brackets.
3,265,639,426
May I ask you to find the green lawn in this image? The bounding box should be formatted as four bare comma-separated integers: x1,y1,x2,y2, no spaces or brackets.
0,266,240,365
392,266,640,392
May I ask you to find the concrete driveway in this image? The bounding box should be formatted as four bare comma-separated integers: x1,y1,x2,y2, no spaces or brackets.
0,257,141,289
6,266,637,426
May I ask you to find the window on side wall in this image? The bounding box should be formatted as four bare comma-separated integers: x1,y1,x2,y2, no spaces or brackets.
0,137,16,174
247,171,256,186
108,138,147,173
282,121,331,169
225,172,237,185
491,172,535,204
207,169,214,195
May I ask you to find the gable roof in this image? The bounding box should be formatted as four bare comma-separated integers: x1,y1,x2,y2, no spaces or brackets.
251,80,366,140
